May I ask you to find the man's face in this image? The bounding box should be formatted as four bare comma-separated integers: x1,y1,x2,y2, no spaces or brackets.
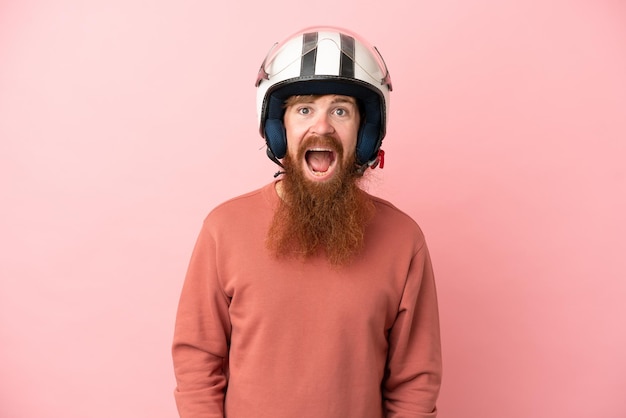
283,94,360,183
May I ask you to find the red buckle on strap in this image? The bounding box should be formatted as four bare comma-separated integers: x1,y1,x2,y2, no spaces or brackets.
375,149,385,169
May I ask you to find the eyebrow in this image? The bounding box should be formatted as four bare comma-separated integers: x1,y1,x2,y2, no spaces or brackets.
330,97,357,106
286,95,357,107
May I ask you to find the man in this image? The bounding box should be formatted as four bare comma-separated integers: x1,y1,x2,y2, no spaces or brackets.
172,26,442,418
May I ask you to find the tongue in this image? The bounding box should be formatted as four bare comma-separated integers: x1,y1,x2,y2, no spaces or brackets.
307,151,332,172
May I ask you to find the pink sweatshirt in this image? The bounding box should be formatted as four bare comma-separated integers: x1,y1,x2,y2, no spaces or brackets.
172,182,442,417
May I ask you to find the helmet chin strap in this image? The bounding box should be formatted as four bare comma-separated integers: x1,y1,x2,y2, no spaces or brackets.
355,149,385,175
266,148,287,178
267,147,284,168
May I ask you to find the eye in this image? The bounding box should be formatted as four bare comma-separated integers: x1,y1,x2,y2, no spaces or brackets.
297,106,311,115
334,107,348,117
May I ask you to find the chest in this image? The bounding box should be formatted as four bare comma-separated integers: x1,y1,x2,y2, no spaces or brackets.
222,250,409,343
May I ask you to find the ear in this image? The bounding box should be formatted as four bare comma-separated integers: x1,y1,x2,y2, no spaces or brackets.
264,118,287,159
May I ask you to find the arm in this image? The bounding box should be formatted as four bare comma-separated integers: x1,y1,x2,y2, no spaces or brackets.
383,242,442,418
172,222,231,418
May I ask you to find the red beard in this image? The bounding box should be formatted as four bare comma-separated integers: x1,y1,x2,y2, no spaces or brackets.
266,135,375,265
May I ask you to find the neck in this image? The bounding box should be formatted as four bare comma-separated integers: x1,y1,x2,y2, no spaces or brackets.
274,180,285,200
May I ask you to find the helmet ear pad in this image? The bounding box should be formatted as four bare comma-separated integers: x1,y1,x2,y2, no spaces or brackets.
355,94,384,165
264,118,287,159
263,94,288,159
356,122,381,165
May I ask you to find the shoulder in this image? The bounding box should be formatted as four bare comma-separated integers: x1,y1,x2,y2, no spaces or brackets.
365,191,427,249
198,182,277,239
367,192,423,229
207,182,275,218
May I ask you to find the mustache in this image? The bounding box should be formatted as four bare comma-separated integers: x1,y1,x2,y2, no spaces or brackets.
296,135,343,155
295,135,345,171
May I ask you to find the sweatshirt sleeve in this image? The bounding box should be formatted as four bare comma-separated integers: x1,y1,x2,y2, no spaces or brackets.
172,221,231,418
383,241,442,418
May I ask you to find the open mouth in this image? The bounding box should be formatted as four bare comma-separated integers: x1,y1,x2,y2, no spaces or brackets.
305,148,337,176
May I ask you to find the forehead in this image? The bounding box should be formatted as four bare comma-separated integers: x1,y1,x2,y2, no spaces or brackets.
285,94,358,106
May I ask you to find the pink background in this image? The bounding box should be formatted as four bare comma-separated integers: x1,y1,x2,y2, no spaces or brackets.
1,1,625,417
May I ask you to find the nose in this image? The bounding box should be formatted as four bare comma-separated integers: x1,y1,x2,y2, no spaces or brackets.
311,112,335,135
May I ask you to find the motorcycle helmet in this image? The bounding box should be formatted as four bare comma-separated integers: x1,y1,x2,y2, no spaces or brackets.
255,26,392,168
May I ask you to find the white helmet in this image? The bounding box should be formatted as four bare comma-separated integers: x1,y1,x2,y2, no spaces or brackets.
255,26,392,168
